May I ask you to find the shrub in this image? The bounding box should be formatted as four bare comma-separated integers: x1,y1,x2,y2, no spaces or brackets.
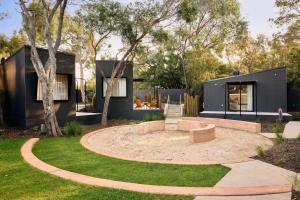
275,133,284,144
256,146,265,158
143,113,165,121
62,121,83,136
292,112,300,121
143,114,152,121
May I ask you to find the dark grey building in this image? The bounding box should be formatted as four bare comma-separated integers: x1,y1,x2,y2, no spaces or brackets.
0,45,76,127
201,67,292,120
96,60,160,120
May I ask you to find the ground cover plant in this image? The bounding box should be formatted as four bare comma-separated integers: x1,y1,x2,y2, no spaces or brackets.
0,139,193,200
143,113,165,121
33,137,230,187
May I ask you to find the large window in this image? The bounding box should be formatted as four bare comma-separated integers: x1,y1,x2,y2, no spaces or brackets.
37,74,69,101
103,78,127,97
228,83,253,111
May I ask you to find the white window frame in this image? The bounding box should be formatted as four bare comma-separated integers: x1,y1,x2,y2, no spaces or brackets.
103,78,127,97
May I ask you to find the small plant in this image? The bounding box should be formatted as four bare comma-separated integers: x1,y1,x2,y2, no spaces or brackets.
297,132,300,140
293,176,300,192
272,119,283,134
275,159,284,166
256,146,265,158
62,121,83,136
31,126,39,133
275,132,284,144
292,112,300,121
143,113,165,121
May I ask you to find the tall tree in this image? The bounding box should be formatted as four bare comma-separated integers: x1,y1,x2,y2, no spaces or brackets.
64,15,90,103
100,0,178,126
174,0,245,91
19,0,68,136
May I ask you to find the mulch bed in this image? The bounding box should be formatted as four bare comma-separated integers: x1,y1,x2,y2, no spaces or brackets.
253,139,300,173
292,190,300,200
0,128,38,139
254,139,300,200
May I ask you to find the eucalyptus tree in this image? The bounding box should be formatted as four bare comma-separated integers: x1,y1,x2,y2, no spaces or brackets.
100,0,178,126
174,0,246,91
76,0,123,66
19,0,68,136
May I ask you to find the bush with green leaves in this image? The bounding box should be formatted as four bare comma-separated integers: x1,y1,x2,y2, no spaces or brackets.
62,121,83,136
275,132,284,144
292,112,300,121
143,113,165,121
256,146,265,158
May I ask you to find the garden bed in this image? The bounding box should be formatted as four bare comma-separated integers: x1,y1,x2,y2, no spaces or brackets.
253,139,300,173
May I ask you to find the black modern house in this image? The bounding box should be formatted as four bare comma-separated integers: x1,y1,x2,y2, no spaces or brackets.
201,67,292,120
95,60,161,120
0,45,76,127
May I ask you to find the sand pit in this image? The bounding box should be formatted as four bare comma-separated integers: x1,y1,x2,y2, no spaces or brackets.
86,124,273,164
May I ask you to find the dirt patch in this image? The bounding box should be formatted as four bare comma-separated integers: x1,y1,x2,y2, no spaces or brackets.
253,139,300,173
261,120,287,133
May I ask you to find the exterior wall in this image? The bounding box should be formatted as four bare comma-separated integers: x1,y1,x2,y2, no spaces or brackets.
287,84,300,112
203,67,287,113
96,60,161,120
24,46,76,127
0,45,76,128
0,48,26,126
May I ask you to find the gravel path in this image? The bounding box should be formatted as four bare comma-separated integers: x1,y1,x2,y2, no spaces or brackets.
88,125,273,163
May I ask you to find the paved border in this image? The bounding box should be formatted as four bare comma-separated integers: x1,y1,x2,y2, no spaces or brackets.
81,129,253,165
21,138,292,196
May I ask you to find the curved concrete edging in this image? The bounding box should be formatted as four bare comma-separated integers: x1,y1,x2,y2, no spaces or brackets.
81,130,253,165
21,138,292,196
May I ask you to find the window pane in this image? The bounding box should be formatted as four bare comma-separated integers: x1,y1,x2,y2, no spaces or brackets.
37,74,68,101
103,78,126,97
228,84,253,111
228,85,240,111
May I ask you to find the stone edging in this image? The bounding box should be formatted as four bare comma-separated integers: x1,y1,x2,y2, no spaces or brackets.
81,129,253,165
21,138,292,196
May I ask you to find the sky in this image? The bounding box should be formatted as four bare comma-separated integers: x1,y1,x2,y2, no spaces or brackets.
0,0,283,38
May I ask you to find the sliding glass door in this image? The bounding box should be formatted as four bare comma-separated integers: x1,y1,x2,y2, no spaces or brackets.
228,83,254,112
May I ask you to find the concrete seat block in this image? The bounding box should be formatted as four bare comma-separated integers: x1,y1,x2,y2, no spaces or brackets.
190,124,216,143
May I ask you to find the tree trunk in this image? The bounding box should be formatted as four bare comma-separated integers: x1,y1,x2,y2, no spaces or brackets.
41,80,63,136
79,62,85,103
101,79,114,126
0,98,4,125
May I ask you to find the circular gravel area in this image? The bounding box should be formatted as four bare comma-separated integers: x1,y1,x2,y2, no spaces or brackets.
87,125,273,164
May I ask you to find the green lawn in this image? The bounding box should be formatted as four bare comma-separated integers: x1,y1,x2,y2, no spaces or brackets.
0,139,192,200
33,137,230,187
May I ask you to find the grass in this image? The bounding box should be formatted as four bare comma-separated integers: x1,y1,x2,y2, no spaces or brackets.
33,137,230,187
0,138,192,200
